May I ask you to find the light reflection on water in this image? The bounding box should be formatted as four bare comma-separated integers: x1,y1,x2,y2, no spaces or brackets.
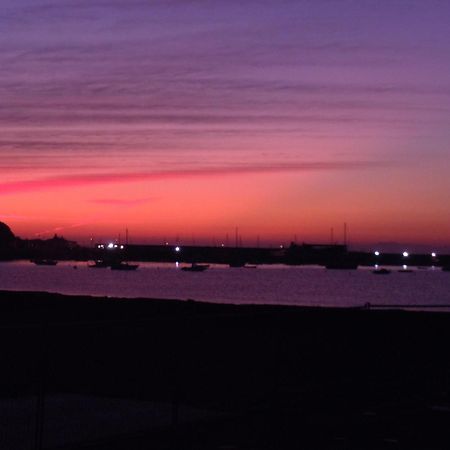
0,260,449,308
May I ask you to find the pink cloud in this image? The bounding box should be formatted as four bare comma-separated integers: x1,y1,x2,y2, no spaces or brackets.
90,197,157,206
0,161,387,196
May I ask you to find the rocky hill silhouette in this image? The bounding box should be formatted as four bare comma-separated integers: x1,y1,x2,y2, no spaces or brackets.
0,221,15,243
0,222,84,260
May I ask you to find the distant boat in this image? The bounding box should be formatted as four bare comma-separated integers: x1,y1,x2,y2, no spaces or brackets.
372,268,391,275
181,263,209,272
88,260,110,268
229,262,257,268
110,262,139,271
31,259,58,266
109,229,138,270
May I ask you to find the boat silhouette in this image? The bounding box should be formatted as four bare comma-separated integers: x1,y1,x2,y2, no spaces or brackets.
110,262,139,271
372,268,391,275
88,260,110,268
31,259,58,266
181,263,209,272
108,229,139,270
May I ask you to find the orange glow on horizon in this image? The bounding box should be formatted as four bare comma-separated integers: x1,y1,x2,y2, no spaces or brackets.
2,165,450,249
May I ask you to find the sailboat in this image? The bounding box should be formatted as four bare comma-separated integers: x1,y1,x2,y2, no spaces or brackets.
31,259,58,266
88,259,110,268
372,268,391,275
110,228,139,271
181,262,209,272
325,223,358,269
110,261,139,271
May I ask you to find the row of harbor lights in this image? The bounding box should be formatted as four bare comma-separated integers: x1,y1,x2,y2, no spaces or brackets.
374,250,437,270
96,243,125,250
374,251,437,258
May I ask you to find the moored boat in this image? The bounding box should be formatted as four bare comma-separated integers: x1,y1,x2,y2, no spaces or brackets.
372,268,391,275
110,262,139,271
31,259,58,266
88,260,110,268
181,263,209,272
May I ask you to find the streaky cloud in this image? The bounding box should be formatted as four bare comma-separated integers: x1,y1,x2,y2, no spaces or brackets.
90,197,157,206
0,161,390,196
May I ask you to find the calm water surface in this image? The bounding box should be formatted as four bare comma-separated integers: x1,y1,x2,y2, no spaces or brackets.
1,261,450,308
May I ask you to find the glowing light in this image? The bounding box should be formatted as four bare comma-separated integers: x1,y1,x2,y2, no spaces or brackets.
375,264,379,269
120,245,124,249
403,264,408,270
431,252,437,258
175,246,180,252
402,251,409,257
374,251,380,256
175,261,179,268
107,242,114,249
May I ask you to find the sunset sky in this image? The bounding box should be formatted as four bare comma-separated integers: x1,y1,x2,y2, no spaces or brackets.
1,0,450,249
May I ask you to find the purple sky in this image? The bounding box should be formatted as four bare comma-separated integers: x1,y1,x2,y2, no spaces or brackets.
1,0,450,248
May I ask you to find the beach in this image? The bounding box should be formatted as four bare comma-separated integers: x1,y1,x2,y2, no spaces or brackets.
1,290,450,449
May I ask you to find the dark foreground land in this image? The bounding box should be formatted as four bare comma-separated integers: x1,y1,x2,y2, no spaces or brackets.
1,290,450,449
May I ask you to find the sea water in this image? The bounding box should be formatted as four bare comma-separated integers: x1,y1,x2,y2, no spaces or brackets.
1,260,450,308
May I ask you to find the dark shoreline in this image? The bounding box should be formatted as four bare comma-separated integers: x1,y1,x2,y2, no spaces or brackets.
1,290,450,449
